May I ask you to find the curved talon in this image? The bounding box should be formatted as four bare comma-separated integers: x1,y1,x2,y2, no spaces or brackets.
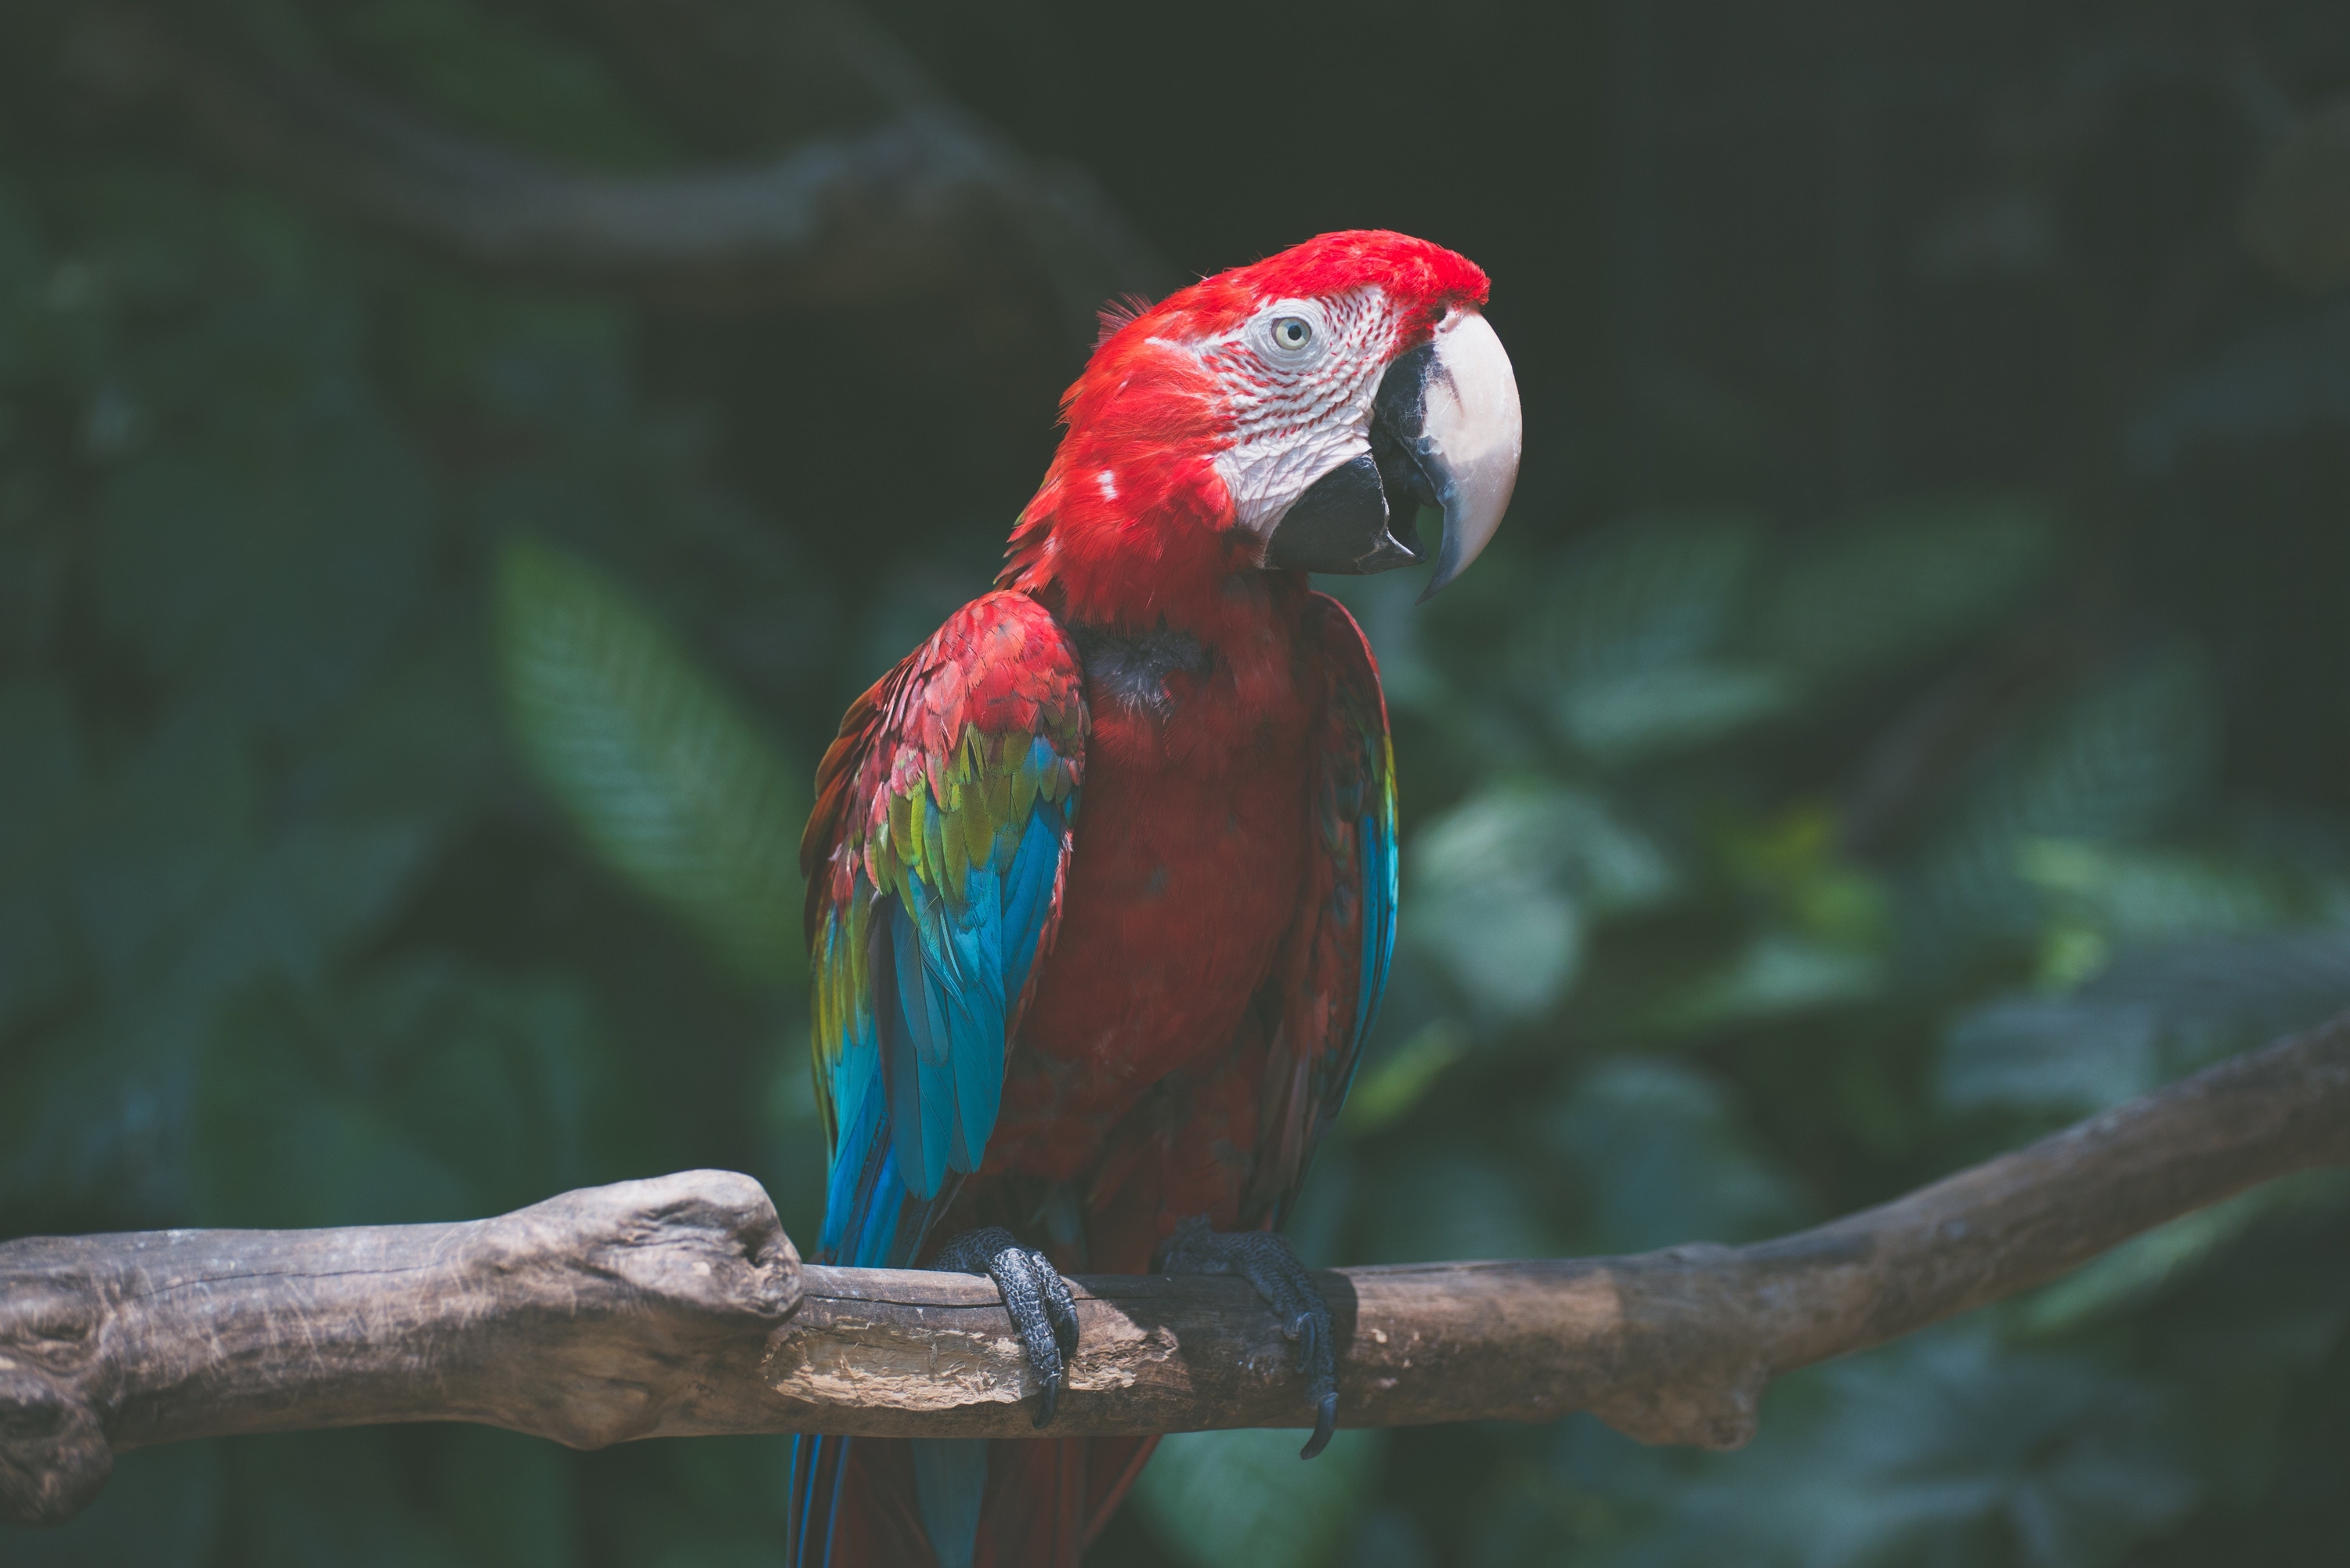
931,1227,1079,1429
1159,1216,1342,1459
1300,1392,1339,1461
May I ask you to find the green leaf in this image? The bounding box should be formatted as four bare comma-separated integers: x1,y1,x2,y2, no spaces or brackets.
1135,1426,1386,1568
2016,839,2298,987
1759,497,2053,683
1995,650,2221,836
1911,647,2221,945
1548,1060,1809,1252
1719,804,1893,948
1526,514,1794,764
1340,1021,1469,1136
1579,1327,2195,1568
1538,512,1762,682
2018,1175,2350,1336
1942,998,2164,1117
1554,662,1798,765
1941,930,2350,1118
1405,783,1675,1020
1647,930,1884,1036
497,537,807,987
1408,802,1583,1020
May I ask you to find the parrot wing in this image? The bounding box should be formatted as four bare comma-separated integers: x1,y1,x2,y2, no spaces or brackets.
801,590,1086,1266
1249,591,1400,1225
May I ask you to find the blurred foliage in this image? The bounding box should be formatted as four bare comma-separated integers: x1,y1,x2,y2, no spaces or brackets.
7,2,2350,1567
1133,1429,1387,1568
498,537,808,987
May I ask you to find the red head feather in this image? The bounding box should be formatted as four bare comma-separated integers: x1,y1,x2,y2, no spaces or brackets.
1000,231,1491,629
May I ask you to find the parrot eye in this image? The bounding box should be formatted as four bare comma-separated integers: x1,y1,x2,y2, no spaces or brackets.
1271,316,1314,351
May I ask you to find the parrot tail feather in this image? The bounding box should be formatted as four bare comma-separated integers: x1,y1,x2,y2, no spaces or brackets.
1083,1435,1162,1546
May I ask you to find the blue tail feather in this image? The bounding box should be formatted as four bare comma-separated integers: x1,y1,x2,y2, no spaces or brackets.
910,1438,990,1568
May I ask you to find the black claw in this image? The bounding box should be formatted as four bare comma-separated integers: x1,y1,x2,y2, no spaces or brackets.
931,1227,1079,1429
1159,1216,1343,1460
1300,1393,1339,1461
1043,1268,1083,1364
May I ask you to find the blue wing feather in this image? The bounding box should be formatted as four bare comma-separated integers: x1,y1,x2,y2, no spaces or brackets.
801,593,1083,1273
869,811,1069,1212
791,596,1083,1568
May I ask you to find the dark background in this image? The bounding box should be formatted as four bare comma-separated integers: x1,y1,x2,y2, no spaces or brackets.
5,2,2350,1565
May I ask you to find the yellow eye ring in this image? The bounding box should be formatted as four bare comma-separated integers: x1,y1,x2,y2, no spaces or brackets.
1271,316,1314,351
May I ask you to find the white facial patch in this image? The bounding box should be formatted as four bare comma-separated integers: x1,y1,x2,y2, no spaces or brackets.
1178,287,1404,540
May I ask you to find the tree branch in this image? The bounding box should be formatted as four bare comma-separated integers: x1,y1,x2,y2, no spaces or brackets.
6,1016,2347,1530
39,3,1172,323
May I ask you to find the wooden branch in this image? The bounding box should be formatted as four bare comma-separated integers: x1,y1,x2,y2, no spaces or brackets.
6,1016,2347,1530
37,3,1172,321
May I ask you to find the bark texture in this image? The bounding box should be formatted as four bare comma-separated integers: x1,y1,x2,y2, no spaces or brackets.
5,1016,2347,1529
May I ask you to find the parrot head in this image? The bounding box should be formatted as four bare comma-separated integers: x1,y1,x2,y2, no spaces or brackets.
1003,230,1522,617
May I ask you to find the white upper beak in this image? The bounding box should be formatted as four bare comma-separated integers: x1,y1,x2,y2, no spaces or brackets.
1415,309,1523,601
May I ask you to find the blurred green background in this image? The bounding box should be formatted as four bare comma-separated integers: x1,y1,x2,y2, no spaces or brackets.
5,2,2350,1564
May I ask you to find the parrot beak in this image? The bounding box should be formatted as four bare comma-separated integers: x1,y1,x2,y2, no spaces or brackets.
1260,308,1522,598
1393,309,1522,602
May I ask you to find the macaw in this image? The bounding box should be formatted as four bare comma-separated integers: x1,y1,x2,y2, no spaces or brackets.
790,229,1520,1568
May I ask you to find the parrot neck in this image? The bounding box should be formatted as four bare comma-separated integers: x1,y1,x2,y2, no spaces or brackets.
998,446,1292,650
997,326,1291,643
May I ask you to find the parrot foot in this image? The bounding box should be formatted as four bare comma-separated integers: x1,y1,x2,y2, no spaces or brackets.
932,1227,1081,1428
1159,1216,1339,1459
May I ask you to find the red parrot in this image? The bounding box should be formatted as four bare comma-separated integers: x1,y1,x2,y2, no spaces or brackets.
790,230,1520,1567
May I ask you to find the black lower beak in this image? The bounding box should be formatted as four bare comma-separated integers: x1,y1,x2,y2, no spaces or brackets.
1260,345,1438,576
1261,453,1422,574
